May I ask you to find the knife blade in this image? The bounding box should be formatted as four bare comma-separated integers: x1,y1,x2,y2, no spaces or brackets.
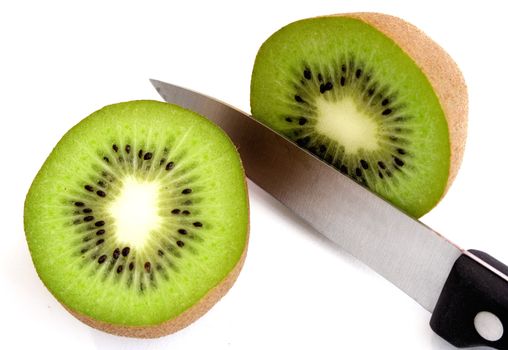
151,79,508,349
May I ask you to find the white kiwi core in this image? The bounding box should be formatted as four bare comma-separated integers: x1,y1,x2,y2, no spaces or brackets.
108,176,162,249
314,96,380,154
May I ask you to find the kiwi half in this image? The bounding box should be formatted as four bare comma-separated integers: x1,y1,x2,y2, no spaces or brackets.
250,13,467,218
24,100,249,337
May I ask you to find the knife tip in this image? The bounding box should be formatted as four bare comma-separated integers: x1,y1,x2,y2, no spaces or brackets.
149,79,164,95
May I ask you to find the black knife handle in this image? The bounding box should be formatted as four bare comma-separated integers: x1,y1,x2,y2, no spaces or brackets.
430,250,508,349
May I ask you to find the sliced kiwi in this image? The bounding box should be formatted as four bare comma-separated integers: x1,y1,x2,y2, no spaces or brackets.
250,13,467,218
24,100,249,337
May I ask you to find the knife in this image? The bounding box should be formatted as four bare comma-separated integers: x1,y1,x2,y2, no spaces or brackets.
150,79,508,349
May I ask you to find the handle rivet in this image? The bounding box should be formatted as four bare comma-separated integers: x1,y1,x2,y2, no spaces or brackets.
474,311,503,341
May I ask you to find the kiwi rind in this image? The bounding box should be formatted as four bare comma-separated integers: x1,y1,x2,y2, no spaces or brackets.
250,13,467,217
24,100,249,337
345,12,467,195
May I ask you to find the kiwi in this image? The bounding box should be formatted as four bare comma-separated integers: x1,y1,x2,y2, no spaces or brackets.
24,100,249,338
250,13,467,218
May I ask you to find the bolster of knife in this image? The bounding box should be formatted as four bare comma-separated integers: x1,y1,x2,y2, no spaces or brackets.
430,250,508,349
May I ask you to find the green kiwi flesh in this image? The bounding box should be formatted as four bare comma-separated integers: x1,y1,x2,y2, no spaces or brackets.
24,100,249,333
250,16,454,218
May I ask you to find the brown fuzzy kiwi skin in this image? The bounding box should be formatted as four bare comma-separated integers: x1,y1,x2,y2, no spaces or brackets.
338,12,468,196
63,233,248,338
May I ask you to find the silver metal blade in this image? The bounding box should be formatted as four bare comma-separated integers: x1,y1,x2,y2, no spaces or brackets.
150,79,463,312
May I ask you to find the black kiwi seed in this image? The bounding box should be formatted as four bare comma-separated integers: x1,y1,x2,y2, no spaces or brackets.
84,216,94,222
165,162,175,170
95,220,105,227
298,117,307,125
143,152,152,160
360,159,369,170
83,208,92,213
117,265,123,273
294,95,304,103
193,222,203,227
74,201,84,207
125,145,131,153
98,255,107,264
378,171,384,179
121,247,130,257
355,69,362,78
285,117,293,122
382,108,392,116
318,73,323,82
103,156,110,163
138,149,143,158
97,181,106,188
397,148,406,155
96,229,105,236
178,229,187,235
340,76,346,86
382,98,390,106
182,210,190,215
129,262,135,271
171,208,181,214
304,69,312,80
96,190,106,198
394,157,405,167
113,248,120,259
296,136,310,147
341,64,346,72
96,239,105,245
177,240,185,248
85,185,94,192
355,168,362,177
378,161,386,170
158,250,164,256
144,262,151,273
182,188,192,194
112,144,118,152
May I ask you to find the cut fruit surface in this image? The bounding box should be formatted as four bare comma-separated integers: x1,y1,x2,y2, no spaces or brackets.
250,13,467,218
24,100,249,337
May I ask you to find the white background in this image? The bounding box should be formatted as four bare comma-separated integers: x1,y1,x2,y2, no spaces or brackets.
1,1,507,349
